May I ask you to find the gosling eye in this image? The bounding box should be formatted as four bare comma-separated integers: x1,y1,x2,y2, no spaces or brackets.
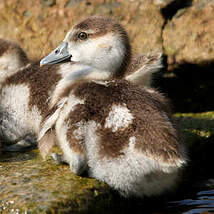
78,32,88,40
55,49,59,54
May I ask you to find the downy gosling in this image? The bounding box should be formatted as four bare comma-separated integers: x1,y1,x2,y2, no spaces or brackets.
0,38,162,153
39,16,187,198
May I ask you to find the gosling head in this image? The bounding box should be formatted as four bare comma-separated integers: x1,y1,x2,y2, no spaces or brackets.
40,16,131,79
0,39,29,73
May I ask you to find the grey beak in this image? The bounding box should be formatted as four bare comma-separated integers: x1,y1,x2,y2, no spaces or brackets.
40,42,71,66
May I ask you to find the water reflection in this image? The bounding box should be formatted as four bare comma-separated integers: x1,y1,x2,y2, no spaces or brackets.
168,189,214,214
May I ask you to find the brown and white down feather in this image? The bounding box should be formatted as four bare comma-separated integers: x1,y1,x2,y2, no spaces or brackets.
38,16,186,198
0,32,162,152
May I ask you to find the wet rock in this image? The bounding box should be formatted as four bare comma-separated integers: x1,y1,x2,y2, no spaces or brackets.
0,150,114,213
163,0,214,70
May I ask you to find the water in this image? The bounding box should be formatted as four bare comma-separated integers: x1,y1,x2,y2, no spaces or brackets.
112,185,214,214
167,189,214,214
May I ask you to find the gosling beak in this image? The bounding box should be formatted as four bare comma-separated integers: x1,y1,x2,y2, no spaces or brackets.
40,42,71,66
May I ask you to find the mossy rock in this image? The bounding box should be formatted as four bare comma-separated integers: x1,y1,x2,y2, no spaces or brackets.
1,112,214,213
0,150,115,214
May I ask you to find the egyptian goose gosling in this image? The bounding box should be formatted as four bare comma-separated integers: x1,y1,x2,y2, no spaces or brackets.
39,16,186,198
0,37,161,153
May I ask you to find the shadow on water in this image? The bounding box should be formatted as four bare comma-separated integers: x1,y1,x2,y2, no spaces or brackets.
161,115,214,213
154,59,214,113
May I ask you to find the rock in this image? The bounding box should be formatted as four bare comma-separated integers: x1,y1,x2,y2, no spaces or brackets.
124,1,164,54
40,0,56,7
153,0,176,7
163,0,214,70
0,150,114,213
0,0,164,59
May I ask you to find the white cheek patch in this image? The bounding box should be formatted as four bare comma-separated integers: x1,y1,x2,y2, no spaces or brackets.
65,33,125,73
105,104,134,132
92,34,124,70
69,41,96,63
69,47,81,62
